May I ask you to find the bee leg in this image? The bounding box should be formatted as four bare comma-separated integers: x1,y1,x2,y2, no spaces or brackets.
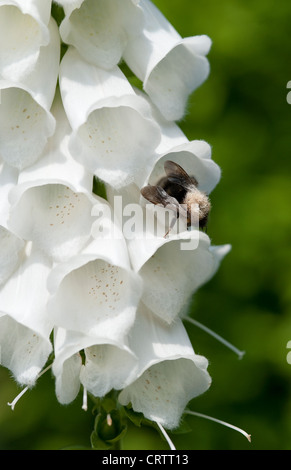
164,213,178,238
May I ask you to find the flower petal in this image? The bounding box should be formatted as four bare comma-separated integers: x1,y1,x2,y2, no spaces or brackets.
0,245,53,386
60,47,161,188
0,226,24,286
0,162,18,228
8,184,96,262
0,314,52,386
7,93,96,262
0,0,51,81
48,259,139,338
0,17,59,169
0,86,55,169
60,0,143,70
80,343,138,397
52,326,138,403
124,0,211,120
144,140,221,196
144,36,211,122
129,88,221,191
8,89,93,196
137,233,229,324
55,353,82,405
118,304,211,429
47,237,142,342
55,0,83,7
53,328,83,404
0,245,53,338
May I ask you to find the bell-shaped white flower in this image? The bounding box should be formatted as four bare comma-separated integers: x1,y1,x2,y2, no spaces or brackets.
49,227,142,404
8,184,97,262
0,17,60,170
47,233,143,341
59,0,143,70
134,136,220,240
140,99,221,194
0,0,52,81
52,327,138,405
0,244,53,386
7,94,96,262
118,304,211,430
0,314,52,387
124,0,211,121
59,47,161,189
138,233,231,324
79,342,138,399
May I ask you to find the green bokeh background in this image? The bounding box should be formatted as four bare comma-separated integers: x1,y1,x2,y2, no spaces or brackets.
0,0,290,450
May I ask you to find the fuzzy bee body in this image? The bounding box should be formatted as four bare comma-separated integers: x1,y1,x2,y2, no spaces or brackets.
141,160,211,234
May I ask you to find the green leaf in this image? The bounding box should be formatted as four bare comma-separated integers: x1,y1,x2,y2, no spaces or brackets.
92,176,107,200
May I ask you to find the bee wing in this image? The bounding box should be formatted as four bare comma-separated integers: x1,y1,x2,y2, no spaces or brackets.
141,185,185,215
164,160,198,189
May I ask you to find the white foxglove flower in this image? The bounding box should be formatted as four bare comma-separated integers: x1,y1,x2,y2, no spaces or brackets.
134,136,220,240
7,94,96,262
118,304,211,430
59,47,161,189
47,236,142,340
59,0,143,70
52,327,138,404
0,315,52,387
0,245,53,386
124,0,211,121
49,233,142,404
141,99,221,194
79,342,137,399
0,0,52,81
8,184,97,262
0,17,60,170
138,233,230,324
134,137,219,242
145,140,220,197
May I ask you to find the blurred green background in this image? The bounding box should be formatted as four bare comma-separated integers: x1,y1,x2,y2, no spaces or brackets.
0,0,290,450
